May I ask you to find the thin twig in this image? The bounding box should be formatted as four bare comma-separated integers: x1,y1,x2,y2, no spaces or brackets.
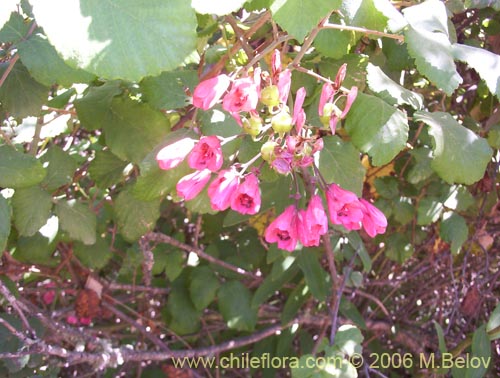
322,22,404,42
0,54,19,88
0,280,34,335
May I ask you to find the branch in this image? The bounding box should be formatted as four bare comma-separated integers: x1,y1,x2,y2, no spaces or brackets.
322,22,404,42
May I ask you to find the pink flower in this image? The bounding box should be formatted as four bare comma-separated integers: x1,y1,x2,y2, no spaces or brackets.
207,169,239,211
318,83,335,116
193,74,230,110
265,205,299,252
79,317,92,326
325,184,364,231
340,86,357,118
360,199,387,237
188,136,223,172
271,49,282,79
298,195,328,247
42,282,56,305
231,173,261,215
277,69,292,104
222,77,259,114
156,138,196,170
177,169,212,201
292,87,306,134
334,63,347,91
66,315,79,325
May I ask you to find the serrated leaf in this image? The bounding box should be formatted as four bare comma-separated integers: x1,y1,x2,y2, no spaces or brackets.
114,188,161,242
12,186,52,237
74,236,111,269
344,93,409,166
140,70,197,110
192,0,247,16
414,111,493,184
297,250,328,301
88,150,128,189
440,212,468,254
0,61,48,118
189,266,220,311
366,63,423,109
31,0,198,81
452,43,500,99
403,0,462,95
0,146,46,189
15,233,56,265
341,0,389,32
218,280,257,331
0,12,30,43
102,97,170,164
74,81,123,131
55,199,96,245
318,136,365,197
40,146,78,191
270,0,337,42
0,195,11,251
17,32,95,87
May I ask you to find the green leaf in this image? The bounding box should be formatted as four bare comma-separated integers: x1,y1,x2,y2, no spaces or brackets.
440,213,468,254
0,146,46,189
464,0,500,11
0,61,48,118
17,32,95,87
433,321,448,354
344,93,409,166
163,251,186,281
487,124,500,149
414,111,493,184
385,233,414,263
0,1,20,32
114,188,161,242
467,325,491,378
341,0,389,32
374,176,399,199
102,97,170,164
12,186,52,237
407,147,434,184
74,236,111,269
452,43,500,99
40,146,78,191
88,150,128,189
339,298,366,329
15,233,56,265
417,197,443,226
282,283,309,324
252,261,299,308
184,184,218,215
313,14,356,60
318,136,365,196
74,81,123,131
31,0,198,81
140,70,197,110
201,108,242,138
270,0,337,42
347,232,372,272
403,0,462,95
333,324,363,357
192,0,247,16
297,250,328,301
218,280,257,331
55,199,96,245
0,12,30,43
0,195,11,251
165,280,201,335
132,160,190,201
366,63,423,110
189,266,220,311
487,302,500,340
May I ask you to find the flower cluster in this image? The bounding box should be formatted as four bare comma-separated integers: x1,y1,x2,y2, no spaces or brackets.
264,185,387,252
156,136,261,215
156,49,387,251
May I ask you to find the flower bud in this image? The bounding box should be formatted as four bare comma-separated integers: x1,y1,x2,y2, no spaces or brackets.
271,110,293,134
261,141,278,162
242,115,263,137
320,103,340,128
260,85,280,107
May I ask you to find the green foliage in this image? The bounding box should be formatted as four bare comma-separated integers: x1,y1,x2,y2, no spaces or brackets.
55,199,96,245
30,0,198,81
218,280,257,331
12,185,52,236
0,195,11,251
0,146,46,189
